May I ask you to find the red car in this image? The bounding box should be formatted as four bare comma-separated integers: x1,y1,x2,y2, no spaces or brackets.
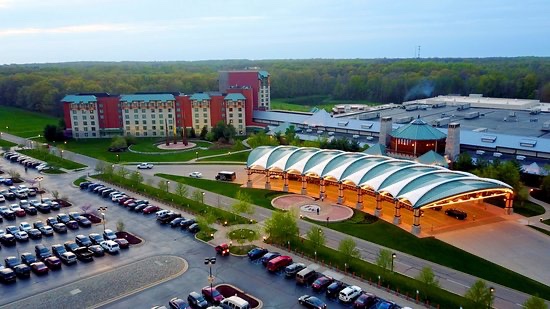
311,275,334,291
43,256,62,270
118,197,132,205
14,208,26,217
201,286,225,304
122,199,135,207
215,243,230,256
142,205,161,214
114,238,129,249
30,261,49,275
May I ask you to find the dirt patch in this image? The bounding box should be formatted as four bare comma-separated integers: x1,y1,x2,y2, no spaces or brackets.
82,213,102,224
216,284,260,308
12,177,23,183
116,231,142,245
54,199,72,208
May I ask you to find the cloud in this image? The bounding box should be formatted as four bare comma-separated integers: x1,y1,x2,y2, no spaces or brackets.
0,23,134,36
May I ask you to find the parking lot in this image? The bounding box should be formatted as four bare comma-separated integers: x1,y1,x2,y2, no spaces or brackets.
1,153,416,308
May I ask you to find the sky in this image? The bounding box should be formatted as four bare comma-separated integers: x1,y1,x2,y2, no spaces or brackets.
0,0,549,64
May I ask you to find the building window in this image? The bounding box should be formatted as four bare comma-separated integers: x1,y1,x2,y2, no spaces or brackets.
168,120,173,124
204,119,208,124
194,118,199,123
238,113,242,118
168,108,172,112
194,113,199,118
203,108,207,112
142,120,147,124
90,115,95,119
169,126,173,130
125,115,129,119
134,121,139,125
160,126,164,130
238,108,242,112
176,108,181,112
91,127,96,131
125,121,130,125
91,121,95,125
73,122,79,126
100,115,104,119
125,109,129,113
229,108,233,112
84,133,89,137
151,114,155,118
135,132,140,136
195,125,200,129
159,114,164,118
142,114,146,118
84,127,88,131
126,126,130,131
134,126,139,131
152,131,157,136
141,109,146,113
238,119,243,123
152,126,156,130
152,120,156,124
203,113,208,118
142,126,147,130
82,115,87,120
72,110,76,114
168,114,172,118
194,108,198,112
134,114,139,119
92,132,96,137
74,127,79,132
229,114,233,118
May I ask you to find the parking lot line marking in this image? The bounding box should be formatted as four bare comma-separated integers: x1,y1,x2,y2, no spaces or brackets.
70,289,81,295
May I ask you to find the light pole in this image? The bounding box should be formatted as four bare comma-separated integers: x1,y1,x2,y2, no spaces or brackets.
98,206,108,231
391,253,396,272
489,287,494,308
34,176,44,200
60,150,64,159
204,257,216,292
196,151,199,160
116,154,119,162
201,191,205,205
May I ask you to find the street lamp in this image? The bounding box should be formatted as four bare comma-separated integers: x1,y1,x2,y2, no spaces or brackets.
97,206,108,232
201,191,205,205
489,287,495,308
196,151,199,159
116,154,120,162
167,181,170,192
34,176,44,199
391,253,396,272
204,257,217,292
60,150,64,159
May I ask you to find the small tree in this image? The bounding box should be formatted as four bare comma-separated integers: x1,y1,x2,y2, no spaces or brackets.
338,237,361,266
7,169,20,179
200,126,208,140
196,212,216,233
95,161,107,173
109,136,127,151
375,248,392,272
231,190,254,220
129,171,143,185
191,189,205,207
81,203,92,214
104,164,115,177
51,190,60,200
189,127,197,138
306,226,326,251
116,167,130,179
416,266,440,289
116,219,125,232
263,209,299,244
158,179,169,192
523,295,547,309
175,182,188,199
464,280,494,308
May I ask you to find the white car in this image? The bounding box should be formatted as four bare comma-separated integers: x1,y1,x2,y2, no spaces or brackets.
103,229,117,240
0,195,5,203
100,240,120,253
19,222,32,232
189,172,203,178
339,285,362,303
155,209,170,218
137,163,153,169
9,204,22,211
14,231,29,241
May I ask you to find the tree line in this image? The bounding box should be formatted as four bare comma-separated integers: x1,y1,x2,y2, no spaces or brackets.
1,58,549,116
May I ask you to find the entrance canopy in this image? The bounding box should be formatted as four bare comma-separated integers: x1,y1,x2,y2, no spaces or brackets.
247,146,513,209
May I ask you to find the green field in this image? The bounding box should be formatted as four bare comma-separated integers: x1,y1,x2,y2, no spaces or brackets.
0,106,60,138
271,95,382,113
0,139,17,148
62,138,235,163
17,149,87,170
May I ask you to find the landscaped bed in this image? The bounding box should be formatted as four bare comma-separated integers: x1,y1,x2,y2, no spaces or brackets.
216,284,260,308
115,231,142,245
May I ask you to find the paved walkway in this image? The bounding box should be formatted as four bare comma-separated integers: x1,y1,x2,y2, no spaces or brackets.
1,133,547,308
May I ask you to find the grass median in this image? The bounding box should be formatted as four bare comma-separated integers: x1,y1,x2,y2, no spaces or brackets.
17,149,86,170
0,106,60,138
0,139,17,148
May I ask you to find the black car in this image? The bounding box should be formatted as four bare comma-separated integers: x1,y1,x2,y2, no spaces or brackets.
187,291,208,309
0,268,16,283
24,206,37,215
75,234,93,247
64,241,79,253
188,223,200,233
88,245,105,257
21,252,37,265
326,281,348,299
52,223,68,233
157,213,181,224
79,182,92,189
4,256,20,269
1,191,15,201
52,244,67,258
27,228,42,239
2,210,15,220
68,212,82,220
13,264,31,278
170,217,185,227
5,226,19,235
445,208,467,220
260,252,281,266
57,213,71,224
0,234,16,246
169,297,190,309
179,218,196,229
36,203,51,213
285,262,306,278
66,220,79,230
35,244,52,260
134,203,148,212
298,295,327,309
76,216,92,228
46,217,58,226
89,233,104,245
248,247,268,260
73,247,94,261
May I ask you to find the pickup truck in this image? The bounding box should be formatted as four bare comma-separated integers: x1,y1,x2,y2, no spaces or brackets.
137,163,153,169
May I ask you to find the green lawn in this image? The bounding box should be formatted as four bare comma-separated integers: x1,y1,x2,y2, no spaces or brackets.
17,149,86,170
0,139,17,148
155,174,282,209
62,138,234,163
198,151,250,162
514,201,546,217
0,106,60,138
312,210,550,299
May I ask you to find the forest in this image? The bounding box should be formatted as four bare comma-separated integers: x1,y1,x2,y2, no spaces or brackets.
0,57,549,117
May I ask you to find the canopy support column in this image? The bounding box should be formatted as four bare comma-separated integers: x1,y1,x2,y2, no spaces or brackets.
356,187,363,209
246,168,252,188
283,172,289,192
301,175,307,195
320,179,326,199
337,182,344,204
375,193,382,217
264,170,271,190
505,193,514,215
393,199,402,225
411,208,422,235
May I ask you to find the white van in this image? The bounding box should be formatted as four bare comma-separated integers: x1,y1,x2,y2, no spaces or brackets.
100,240,120,253
220,296,250,309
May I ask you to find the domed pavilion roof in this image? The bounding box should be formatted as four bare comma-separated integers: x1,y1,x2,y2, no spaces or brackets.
390,119,447,140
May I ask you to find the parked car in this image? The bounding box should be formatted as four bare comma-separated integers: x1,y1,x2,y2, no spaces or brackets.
169,298,191,309
137,163,154,169
179,218,196,229
64,241,80,253
79,182,92,189
189,172,202,178
100,240,120,253
0,234,16,246
215,243,230,256
19,221,32,232
52,244,67,258
353,293,378,309
170,217,185,227
66,220,79,230
339,286,362,303
59,252,77,265
187,223,200,233
52,223,68,233
73,247,94,261
2,210,15,220
5,225,19,235
326,281,348,299
247,247,268,260
89,233,104,245
187,291,208,309
134,203,148,212
76,234,93,247
30,262,49,275
88,245,105,257
260,252,281,266
285,262,306,278
0,267,16,283
311,275,334,292
36,203,51,213
57,213,71,224
21,252,38,265
4,256,20,269
201,286,225,304
68,212,82,220
267,255,293,272
103,229,117,240
39,225,54,236
43,256,62,270
46,217,58,226
158,213,181,224
23,206,37,215
27,228,42,239
76,216,92,227
445,208,467,220
13,264,31,278
14,231,29,241
298,295,327,309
